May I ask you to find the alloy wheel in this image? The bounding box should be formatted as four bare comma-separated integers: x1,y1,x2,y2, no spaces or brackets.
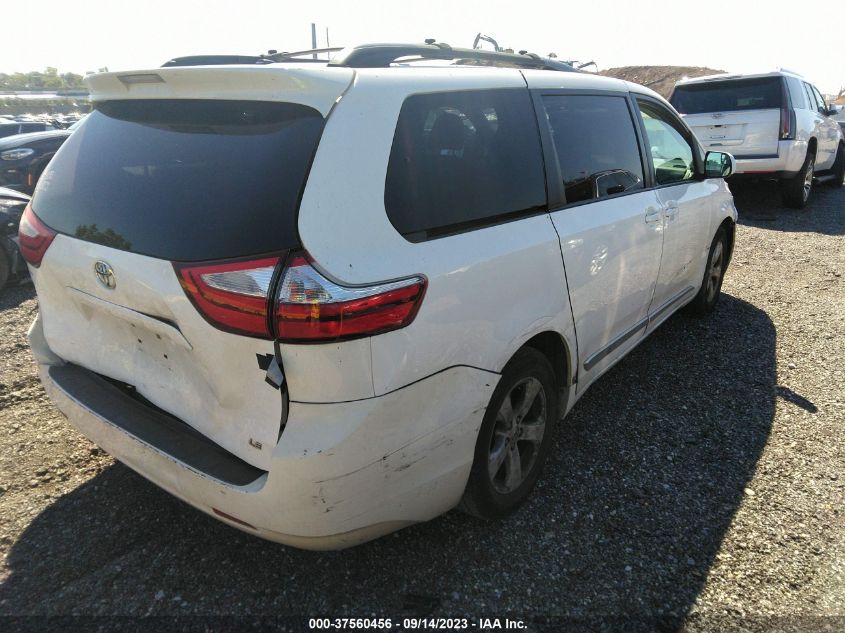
487,377,547,494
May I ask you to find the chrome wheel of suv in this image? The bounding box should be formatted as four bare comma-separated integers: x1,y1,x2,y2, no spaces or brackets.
802,155,815,203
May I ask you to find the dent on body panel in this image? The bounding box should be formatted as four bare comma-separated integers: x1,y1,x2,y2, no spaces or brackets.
558,207,656,351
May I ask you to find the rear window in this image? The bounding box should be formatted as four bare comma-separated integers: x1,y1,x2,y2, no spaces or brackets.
384,89,546,241
670,77,784,114
31,99,323,261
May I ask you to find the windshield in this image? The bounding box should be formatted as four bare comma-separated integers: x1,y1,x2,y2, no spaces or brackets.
31,99,323,261
671,77,784,114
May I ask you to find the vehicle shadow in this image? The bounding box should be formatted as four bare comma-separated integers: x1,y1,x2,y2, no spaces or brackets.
1,294,776,631
729,179,845,236
0,282,35,313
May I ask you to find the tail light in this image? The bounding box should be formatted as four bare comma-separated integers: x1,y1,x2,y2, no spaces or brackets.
274,253,426,342
780,83,795,140
175,251,426,342
18,203,56,267
779,108,796,140
175,257,281,339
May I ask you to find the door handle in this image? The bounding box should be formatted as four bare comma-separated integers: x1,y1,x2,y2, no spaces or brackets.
645,206,663,224
664,201,679,221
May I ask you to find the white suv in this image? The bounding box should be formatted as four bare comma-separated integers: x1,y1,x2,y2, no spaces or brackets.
671,70,845,208
21,43,738,549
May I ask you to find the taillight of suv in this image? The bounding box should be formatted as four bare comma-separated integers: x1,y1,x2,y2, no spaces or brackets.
176,252,426,342
18,204,57,267
780,82,796,140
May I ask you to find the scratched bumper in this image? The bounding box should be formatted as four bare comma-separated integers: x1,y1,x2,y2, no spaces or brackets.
29,314,496,549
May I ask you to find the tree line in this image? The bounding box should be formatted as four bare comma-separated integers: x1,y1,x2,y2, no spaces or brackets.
0,68,88,92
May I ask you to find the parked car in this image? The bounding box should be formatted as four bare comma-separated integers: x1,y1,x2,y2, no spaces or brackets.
0,120,57,139
0,186,30,288
0,129,72,194
670,71,844,208
22,43,737,549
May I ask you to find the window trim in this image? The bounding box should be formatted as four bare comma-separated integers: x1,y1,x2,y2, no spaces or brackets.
529,88,651,211
633,95,704,191
383,87,550,244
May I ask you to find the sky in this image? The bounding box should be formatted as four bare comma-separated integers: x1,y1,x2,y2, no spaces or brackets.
2,0,842,95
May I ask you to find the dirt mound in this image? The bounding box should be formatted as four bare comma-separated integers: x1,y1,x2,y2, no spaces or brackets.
600,65,726,99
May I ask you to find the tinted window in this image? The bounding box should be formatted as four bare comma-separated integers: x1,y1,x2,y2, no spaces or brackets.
638,102,695,186
803,83,822,113
810,84,826,114
670,77,784,114
542,95,643,205
31,100,323,261
0,124,21,138
384,89,546,241
20,123,45,132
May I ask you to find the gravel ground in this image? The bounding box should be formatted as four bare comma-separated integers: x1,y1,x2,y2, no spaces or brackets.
0,182,843,631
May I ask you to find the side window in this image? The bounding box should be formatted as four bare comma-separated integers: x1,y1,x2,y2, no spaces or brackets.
804,83,824,114
384,88,546,241
541,95,644,205
20,123,43,133
786,77,808,110
637,101,695,186
810,85,827,114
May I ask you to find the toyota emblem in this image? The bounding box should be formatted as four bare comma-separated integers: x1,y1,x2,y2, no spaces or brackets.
94,261,116,289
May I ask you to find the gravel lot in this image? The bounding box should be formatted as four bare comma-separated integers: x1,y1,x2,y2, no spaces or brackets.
0,182,843,631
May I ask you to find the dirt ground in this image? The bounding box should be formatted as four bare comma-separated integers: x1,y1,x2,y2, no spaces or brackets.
0,181,843,632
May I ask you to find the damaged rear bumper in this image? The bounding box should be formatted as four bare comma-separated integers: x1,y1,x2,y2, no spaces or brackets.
29,314,497,549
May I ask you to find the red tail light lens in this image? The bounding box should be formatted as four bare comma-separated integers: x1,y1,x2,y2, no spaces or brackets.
274,253,426,342
175,257,281,339
780,107,795,140
18,203,56,267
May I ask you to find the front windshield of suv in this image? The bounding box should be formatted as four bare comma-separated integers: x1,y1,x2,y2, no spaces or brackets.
670,77,784,114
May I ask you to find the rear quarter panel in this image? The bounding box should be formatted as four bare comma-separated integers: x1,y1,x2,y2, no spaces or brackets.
297,69,578,397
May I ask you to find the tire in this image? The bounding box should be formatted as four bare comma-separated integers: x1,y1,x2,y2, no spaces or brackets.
0,250,10,290
780,150,815,209
686,228,728,315
459,347,558,519
829,144,845,188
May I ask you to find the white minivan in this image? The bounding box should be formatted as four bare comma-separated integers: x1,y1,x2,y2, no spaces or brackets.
21,43,738,549
671,70,845,208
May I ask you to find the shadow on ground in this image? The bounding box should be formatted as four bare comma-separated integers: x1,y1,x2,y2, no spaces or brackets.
1,294,776,630
729,179,844,235
0,283,35,313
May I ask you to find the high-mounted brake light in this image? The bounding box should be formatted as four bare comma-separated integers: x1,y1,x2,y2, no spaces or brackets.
18,203,56,267
274,253,426,342
175,257,281,339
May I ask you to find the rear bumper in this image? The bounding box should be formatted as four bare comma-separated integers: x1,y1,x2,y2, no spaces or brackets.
29,314,497,549
731,140,808,177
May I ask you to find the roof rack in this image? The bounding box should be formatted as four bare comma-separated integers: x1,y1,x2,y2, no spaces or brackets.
160,43,576,72
326,42,576,72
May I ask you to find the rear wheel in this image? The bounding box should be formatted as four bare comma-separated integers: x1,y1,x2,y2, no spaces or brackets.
781,150,815,209
460,347,558,519
0,249,10,290
686,228,728,315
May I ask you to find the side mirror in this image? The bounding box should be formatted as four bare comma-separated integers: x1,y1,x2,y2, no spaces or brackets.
826,104,840,116
704,151,736,179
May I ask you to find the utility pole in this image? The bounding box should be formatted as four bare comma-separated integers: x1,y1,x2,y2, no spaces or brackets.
311,23,317,59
